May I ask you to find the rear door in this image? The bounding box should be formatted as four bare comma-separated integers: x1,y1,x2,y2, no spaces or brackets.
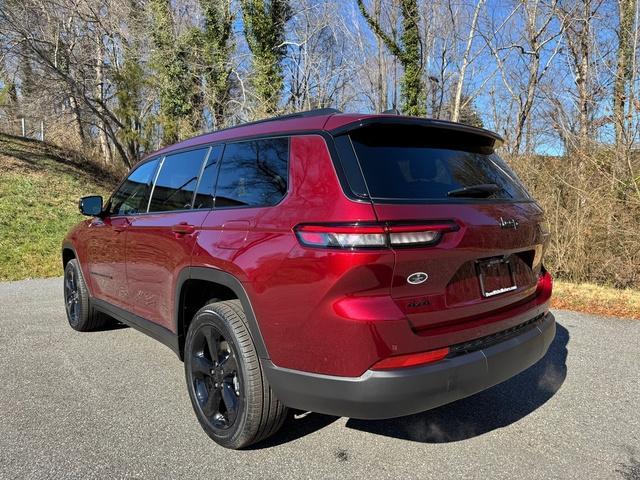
345,123,548,333
193,137,290,267
125,146,222,331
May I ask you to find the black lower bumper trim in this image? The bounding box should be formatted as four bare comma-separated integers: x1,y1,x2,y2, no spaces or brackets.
263,313,556,419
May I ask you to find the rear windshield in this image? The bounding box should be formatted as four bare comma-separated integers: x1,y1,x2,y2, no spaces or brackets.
348,125,531,202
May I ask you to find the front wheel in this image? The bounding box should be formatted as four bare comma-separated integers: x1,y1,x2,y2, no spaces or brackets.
63,259,107,331
184,300,287,449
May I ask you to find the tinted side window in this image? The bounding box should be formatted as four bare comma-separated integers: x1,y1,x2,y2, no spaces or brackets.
148,148,208,212
108,159,159,216
193,145,224,209
215,138,289,208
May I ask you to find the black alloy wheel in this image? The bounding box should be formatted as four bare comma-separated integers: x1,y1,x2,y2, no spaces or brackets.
184,300,287,449
63,259,108,331
189,324,242,431
64,263,81,327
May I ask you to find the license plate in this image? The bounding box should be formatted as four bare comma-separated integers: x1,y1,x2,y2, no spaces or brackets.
477,257,517,298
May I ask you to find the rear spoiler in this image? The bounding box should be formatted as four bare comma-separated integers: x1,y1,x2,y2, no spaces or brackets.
328,117,504,151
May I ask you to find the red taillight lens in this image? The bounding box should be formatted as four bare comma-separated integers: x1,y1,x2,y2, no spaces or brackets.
295,224,387,249
371,347,450,371
294,221,459,250
535,269,553,304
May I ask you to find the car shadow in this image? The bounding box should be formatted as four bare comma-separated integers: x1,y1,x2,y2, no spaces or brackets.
91,313,129,332
345,318,569,443
248,411,340,449
252,317,568,448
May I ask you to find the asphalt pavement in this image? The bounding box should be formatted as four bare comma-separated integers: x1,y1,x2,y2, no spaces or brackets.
0,278,638,479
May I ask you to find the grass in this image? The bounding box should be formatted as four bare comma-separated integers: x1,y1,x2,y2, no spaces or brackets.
0,133,639,319
0,133,117,281
552,281,640,319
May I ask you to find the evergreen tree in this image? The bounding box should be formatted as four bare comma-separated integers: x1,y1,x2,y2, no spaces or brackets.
241,0,291,115
149,0,201,145
113,53,146,164
199,0,234,128
457,102,483,128
357,0,425,116
113,1,149,164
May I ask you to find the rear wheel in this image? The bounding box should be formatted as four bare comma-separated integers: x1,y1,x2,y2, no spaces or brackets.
184,300,287,449
63,259,108,331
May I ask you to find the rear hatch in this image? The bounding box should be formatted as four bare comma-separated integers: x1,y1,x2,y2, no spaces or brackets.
338,121,548,334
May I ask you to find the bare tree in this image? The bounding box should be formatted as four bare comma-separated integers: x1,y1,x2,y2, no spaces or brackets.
451,0,485,123
555,0,607,152
484,0,566,154
613,0,638,167
284,1,353,111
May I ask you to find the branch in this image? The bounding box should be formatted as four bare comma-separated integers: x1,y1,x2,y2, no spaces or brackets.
356,0,404,60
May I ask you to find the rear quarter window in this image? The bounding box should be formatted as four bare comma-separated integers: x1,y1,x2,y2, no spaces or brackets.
215,137,289,208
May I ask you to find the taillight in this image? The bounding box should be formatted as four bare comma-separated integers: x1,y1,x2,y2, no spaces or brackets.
371,347,450,370
535,268,553,304
387,223,459,247
294,221,459,250
295,224,387,249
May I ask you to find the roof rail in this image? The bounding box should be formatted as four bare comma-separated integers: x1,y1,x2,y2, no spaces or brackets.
275,108,342,120
238,108,341,128
159,108,342,148
202,108,342,135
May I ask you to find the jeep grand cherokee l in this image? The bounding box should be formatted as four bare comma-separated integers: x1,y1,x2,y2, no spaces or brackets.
62,109,555,449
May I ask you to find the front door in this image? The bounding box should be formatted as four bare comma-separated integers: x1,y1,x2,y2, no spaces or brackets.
85,158,160,309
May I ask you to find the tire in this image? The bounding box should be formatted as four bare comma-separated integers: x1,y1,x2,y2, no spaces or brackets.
63,259,108,331
184,300,287,449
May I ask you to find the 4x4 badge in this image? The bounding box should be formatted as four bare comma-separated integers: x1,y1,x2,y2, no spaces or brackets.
407,272,428,285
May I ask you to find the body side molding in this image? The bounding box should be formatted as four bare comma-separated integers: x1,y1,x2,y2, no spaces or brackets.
92,298,180,356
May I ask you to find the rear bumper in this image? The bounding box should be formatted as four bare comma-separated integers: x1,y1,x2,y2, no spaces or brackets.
264,312,555,419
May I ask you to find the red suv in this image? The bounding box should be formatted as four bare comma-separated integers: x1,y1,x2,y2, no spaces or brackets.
62,109,554,449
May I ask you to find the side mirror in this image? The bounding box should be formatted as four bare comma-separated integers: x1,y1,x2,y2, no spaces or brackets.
79,195,103,216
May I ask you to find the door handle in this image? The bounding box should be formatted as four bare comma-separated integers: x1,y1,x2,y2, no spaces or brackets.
171,223,196,235
113,219,131,232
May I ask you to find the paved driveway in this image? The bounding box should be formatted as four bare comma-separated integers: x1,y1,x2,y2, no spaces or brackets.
0,278,638,479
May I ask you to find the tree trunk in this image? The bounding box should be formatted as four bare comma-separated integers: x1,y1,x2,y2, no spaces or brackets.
513,52,540,154
374,0,387,112
452,0,485,123
613,0,636,164
95,36,113,165
68,94,85,142
357,0,424,115
577,1,591,150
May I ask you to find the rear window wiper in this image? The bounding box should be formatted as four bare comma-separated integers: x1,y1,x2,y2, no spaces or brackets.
447,183,500,198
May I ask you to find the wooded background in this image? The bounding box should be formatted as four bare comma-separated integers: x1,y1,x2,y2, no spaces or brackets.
0,0,638,288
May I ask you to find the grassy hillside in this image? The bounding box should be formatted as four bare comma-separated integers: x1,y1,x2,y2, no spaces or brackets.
0,134,117,281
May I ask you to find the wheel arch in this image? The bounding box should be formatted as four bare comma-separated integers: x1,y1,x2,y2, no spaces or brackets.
62,242,77,268
175,267,270,361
